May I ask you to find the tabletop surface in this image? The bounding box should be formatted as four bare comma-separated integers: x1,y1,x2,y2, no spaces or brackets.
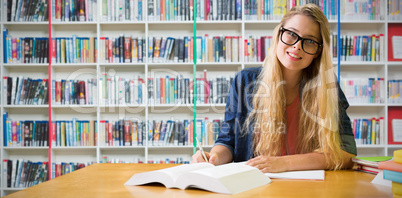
5,163,393,198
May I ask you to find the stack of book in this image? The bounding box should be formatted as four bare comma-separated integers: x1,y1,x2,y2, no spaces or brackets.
352,156,393,174
378,150,402,198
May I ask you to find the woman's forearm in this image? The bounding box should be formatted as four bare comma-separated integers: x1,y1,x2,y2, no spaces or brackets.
210,145,233,165
284,150,355,171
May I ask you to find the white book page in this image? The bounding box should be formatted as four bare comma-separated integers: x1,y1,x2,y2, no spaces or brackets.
124,163,214,188
177,163,271,194
265,170,325,180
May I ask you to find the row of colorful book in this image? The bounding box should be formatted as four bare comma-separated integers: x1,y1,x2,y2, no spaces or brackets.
147,35,242,63
4,32,387,65
100,156,190,164
52,36,97,64
98,36,144,64
53,0,98,22
52,119,97,147
3,159,49,188
98,37,145,63
2,34,97,64
3,30,49,64
244,35,272,62
98,119,146,146
100,0,143,21
98,118,223,147
147,0,241,21
340,78,385,104
147,119,193,146
146,118,219,146
378,150,402,197
389,80,402,104
147,74,233,105
3,76,49,105
331,33,385,62
51,161,92,179
352,117,384,145
3,117,49,147
52,79,97,105
5,0,49,22
245,0,337,20
145,158,190,164
99,74,145,105
342,0,384,20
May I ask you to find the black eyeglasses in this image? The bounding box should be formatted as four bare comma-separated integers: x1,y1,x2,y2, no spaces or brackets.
280,27,323,55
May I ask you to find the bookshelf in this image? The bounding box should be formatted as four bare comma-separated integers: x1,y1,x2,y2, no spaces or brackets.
1,0,402,196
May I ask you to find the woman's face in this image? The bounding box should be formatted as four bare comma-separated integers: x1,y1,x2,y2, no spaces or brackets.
276,14,321,73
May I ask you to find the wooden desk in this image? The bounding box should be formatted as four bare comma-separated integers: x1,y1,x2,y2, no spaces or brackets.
5,163,393,197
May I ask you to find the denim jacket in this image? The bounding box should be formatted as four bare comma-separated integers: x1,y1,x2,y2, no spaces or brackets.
215,67,357,162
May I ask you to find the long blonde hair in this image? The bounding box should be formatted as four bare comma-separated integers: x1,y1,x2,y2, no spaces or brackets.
246,4,344,170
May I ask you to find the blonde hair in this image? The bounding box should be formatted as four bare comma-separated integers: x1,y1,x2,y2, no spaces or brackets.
246,4,344,170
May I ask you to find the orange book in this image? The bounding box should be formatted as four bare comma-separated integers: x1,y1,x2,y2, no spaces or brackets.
379,160,402,172
89,120,95,146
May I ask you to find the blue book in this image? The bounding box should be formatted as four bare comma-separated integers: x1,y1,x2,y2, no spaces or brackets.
138,80,143,104
72,35,77,63
236,0,241,20
184,37,188,62
3,112,8,146
3,28,8,63
366,119,371,144
138,0,143,21
7,35,12,63
32,38,36,63
32,121,36,146
383,170,402,183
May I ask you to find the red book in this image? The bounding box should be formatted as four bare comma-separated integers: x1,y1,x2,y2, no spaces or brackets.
56,163,62,177
79,81,85,104
124,37,131,63
52,39,57,62
204,69,208,104
56,0,61,20
356,164,379,174
161,0,164,20
124,120,131,146
205,0,209,20
108,122,113,146
160,78,164,104
56,81,61,104
108,39,113,63
52,121,57,146
244,39,248,62
257,38,261,62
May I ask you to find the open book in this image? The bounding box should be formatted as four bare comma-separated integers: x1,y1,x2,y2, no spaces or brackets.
124,162,271,194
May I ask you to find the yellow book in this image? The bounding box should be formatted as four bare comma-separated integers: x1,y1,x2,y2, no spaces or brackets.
395,150,402,163
393,182,402,196
371,118,376,144
61,121,66,147
61,39,65,63
371,35,376,61
208,38,213,62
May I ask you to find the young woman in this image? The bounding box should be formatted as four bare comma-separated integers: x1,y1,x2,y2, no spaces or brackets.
192,4,357,173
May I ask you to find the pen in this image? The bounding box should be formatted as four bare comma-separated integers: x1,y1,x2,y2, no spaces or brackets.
196,137,209,163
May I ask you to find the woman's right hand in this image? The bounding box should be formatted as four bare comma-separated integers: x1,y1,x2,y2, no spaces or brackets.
191,150,219,165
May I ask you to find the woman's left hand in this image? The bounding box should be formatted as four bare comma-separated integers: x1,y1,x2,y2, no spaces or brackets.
246,155,289,173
